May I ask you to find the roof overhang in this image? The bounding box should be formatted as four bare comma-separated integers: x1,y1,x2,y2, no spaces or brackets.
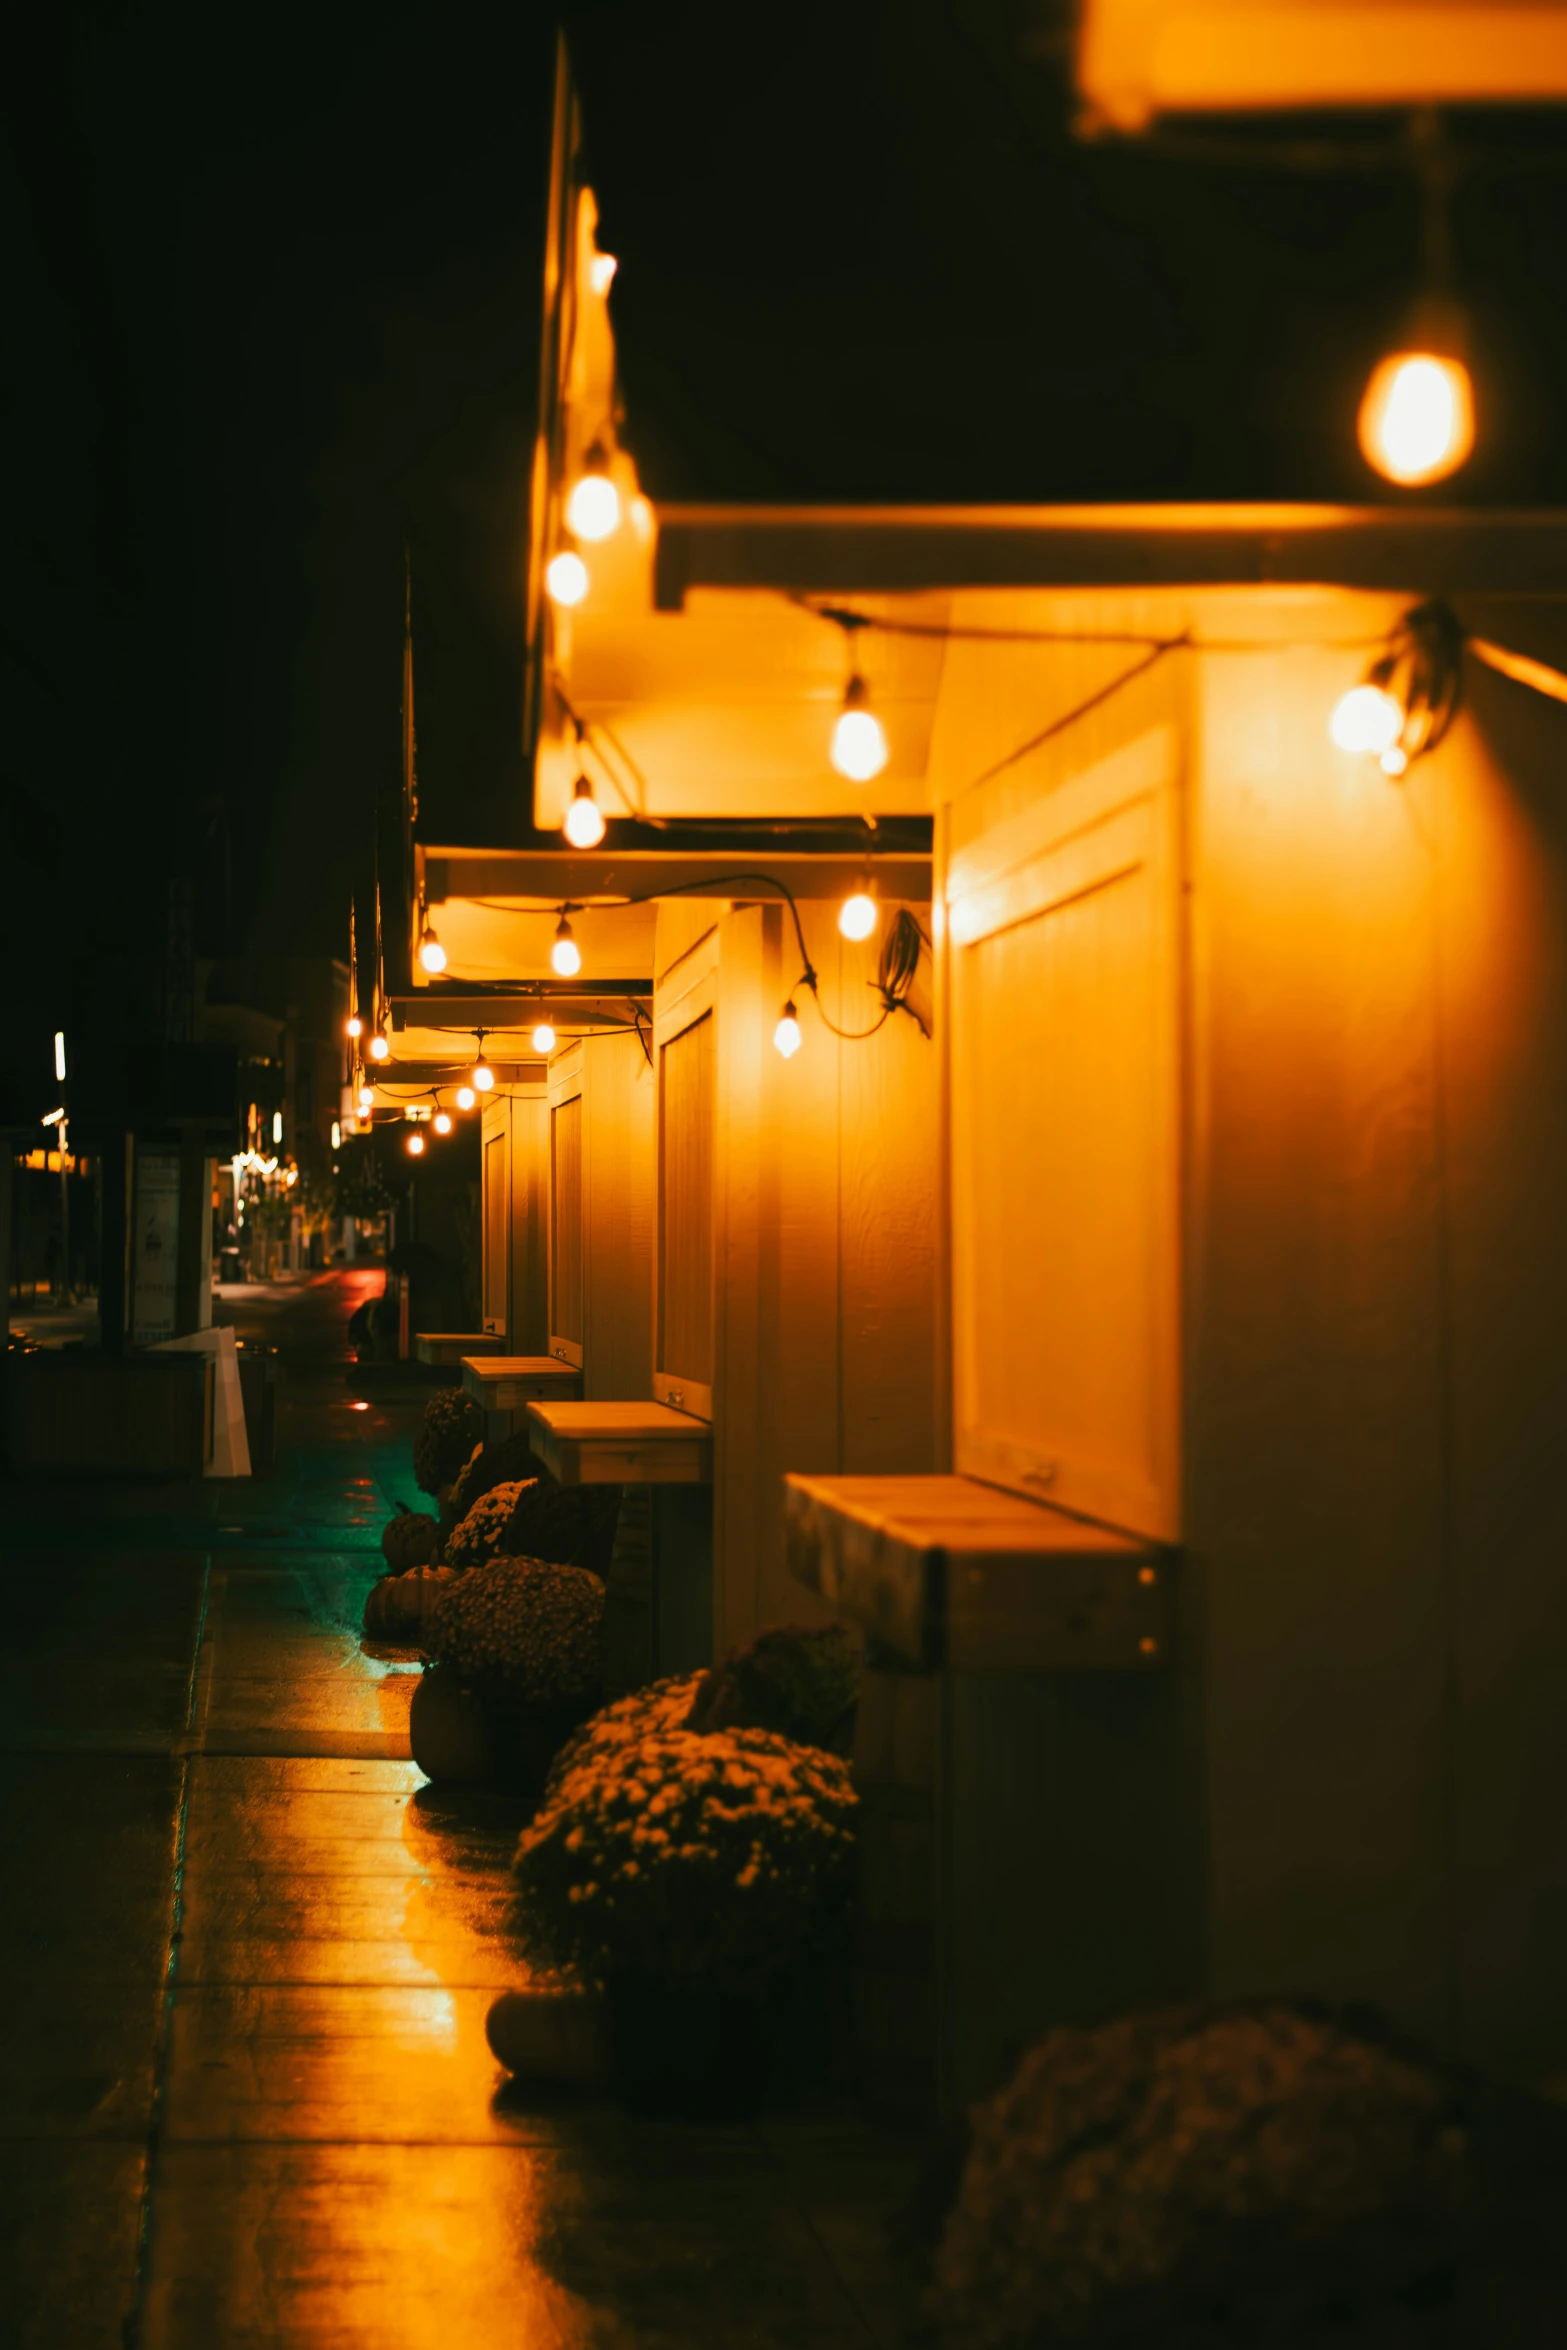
652,504,1567,609
421,847,933,903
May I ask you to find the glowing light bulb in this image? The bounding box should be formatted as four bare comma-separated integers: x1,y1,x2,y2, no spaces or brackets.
830,677,888,782
407,1131,425,1157
590,251,618,297
368,1031,390,1063
563,775,606,848
773,1002,802,1060
272,1111,283,1145
531,1022,556,1054
433,1109,453,1135
566,458,621,544
346,1013,362,1039
1380,746,1410,777
546,550,589,607
839,889,877,943
551,917,582,978
331,1120,341,1150
358,1085,374,1113
456,1084,476,1112
1358,352,1474,487
418,923,447,974
1330,684,1405,756
473,1058,494,1093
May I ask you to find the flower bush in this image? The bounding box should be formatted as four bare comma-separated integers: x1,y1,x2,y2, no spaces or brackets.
926,2003,1475,2349
445,1480,534,1569
514,1724,857,1996
686,1622,859,1752
412,1387,486,1495
428,1552,605,1706
544,1672,704,1792
445,1438,620,1569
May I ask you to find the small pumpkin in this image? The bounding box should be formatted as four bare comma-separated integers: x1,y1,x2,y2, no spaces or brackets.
381,1504,441,1572
363,1563,455,1644
485,1985,610,2083
409,1665,502,1784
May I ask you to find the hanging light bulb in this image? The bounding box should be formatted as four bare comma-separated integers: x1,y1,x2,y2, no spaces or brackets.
1330,682,1405,757
551,915,582,977
418,919,447,974
1359,350,1474,488
546,549,589,607
456,1084,476,1112
473,1055,494,1093
407,1131,425,1157
830,675,889,783
531,1022,557,1055
346,1012,362,1039
433,1108,453,1136
368,1031,390,1063
563,774,607,848
773,1001,803,1060
839,882,878,942
358,1085,374,1114
566,444,621,543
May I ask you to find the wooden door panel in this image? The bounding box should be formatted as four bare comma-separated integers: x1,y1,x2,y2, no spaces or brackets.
550,1092,584,1358
948,731,1181,1540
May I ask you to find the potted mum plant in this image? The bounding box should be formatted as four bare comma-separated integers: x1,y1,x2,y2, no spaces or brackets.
410,1553,605,1789
512,1721,857,2114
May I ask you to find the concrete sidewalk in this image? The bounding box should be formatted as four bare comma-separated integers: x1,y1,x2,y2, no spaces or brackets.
0,1269,919,2350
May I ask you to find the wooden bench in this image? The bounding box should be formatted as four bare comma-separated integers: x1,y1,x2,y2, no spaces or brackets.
784,1470,1166,1672
523,1400,712,1487
461,1355,582,1437
415,1332,503,1369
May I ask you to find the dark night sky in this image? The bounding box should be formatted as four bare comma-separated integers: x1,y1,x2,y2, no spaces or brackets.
7,0,1567,1086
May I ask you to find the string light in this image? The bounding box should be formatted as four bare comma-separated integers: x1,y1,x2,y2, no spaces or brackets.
433,1107,453,1136
531,1022,557,1054
830,674,889,783
1359,350,1474,487
1329,602,1463,777
346,1013,362,1039
563,774,607,848
418,918,447,974
407,1131,425,1157
551,915,582,977
456,1084,477,1112
773,1002,802,1060
358,1084,374,1114
368,1031,390,1063
838,881,878,942
472,1031,495,1092
565,444,621,543
1330,683,1404,756
546,550,589,607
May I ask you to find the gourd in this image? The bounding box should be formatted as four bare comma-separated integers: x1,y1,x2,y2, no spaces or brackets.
380,1504,441,1572
408,1666,498,1783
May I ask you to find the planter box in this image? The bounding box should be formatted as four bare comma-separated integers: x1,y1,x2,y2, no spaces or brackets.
5,1351,214,1477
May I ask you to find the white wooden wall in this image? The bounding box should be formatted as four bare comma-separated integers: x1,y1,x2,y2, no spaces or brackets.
928,584,1567,2090
548,1028,655,1399
480,1082,548,1357
652,895,940,1653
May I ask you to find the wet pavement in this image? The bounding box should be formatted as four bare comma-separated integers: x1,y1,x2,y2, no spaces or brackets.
0,1271,921,2349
